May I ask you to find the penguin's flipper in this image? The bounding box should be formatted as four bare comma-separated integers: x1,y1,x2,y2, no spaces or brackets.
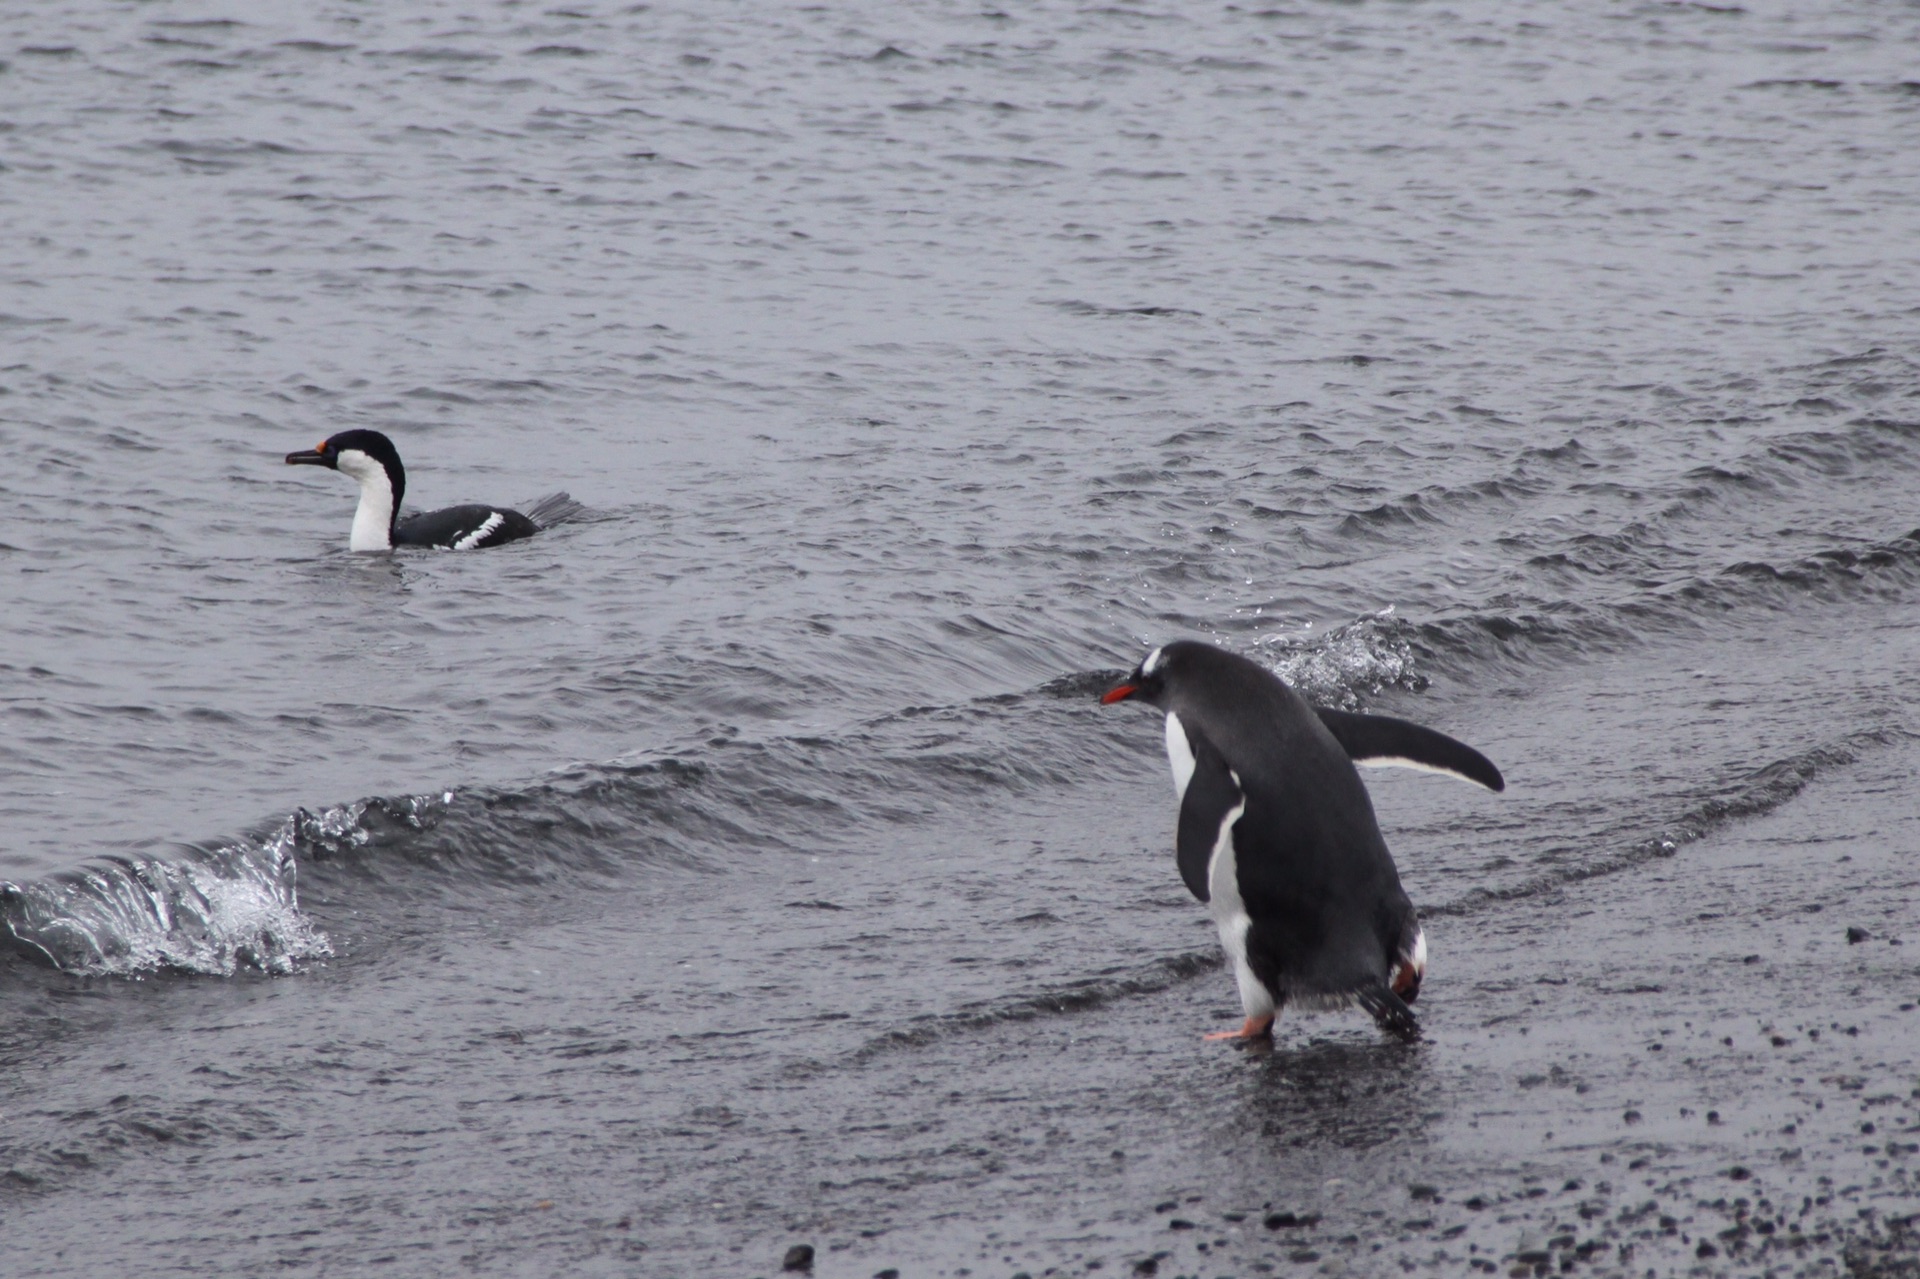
1357,985,1421,1042
1314,707,1505,792
1174,728,1244,903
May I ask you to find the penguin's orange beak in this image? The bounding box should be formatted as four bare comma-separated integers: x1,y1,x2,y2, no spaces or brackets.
1100,682,1139,704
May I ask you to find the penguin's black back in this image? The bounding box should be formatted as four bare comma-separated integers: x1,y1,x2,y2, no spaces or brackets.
1159,641,1416,1000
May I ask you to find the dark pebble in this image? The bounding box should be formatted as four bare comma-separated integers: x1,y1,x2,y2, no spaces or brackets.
876,1271,900,1279
1847,926,1870,944
1697,1241,1719,1258
1264,1211,1320,1229
1153,1200,1177,1213
1517,1249,1551,1265
1168,1218,1195,1231
1728,1166,1751,1180
1288,1250,1320,1264
1410,1182,1439,1201
782,1244,815,1272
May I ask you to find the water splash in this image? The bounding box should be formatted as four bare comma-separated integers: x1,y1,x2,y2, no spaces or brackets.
0,818,331,977
289,790,454,861
1257,609,1427,709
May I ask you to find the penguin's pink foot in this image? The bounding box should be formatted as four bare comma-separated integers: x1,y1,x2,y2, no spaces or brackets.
1203,1015,1274,1042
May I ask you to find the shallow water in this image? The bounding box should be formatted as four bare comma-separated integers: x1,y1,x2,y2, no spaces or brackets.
2,1,1918,1272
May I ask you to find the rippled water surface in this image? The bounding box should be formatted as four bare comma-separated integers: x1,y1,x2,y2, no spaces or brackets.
3,1,1918,1273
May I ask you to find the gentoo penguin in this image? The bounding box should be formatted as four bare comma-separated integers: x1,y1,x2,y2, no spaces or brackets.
1101,640,1504,1043
284,429,577,552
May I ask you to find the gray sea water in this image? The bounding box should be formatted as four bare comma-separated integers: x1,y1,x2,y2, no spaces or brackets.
3,2,1918,1274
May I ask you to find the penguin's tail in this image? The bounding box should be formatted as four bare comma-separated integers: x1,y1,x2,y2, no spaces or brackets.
1358,985,1420,1043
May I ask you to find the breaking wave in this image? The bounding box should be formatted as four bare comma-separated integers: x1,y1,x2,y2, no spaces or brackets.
6,528,1914,983
1412,527,1920,676
1422,726,1910,918
0,819,331,978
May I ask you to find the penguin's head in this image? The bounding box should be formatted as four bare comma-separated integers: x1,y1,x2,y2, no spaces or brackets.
1100,644,1177,707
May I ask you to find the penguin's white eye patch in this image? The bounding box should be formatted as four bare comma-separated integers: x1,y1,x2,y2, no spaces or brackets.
1141,646,1166,676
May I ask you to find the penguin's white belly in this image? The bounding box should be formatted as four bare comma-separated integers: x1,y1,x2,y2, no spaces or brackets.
1205,787,1274,1020
1163,711,1196,800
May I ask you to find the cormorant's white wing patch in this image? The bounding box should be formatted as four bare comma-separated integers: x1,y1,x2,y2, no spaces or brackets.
1313,707,1505,792
452,511,506,550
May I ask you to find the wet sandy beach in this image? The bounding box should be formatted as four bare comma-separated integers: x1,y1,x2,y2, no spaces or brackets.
731,727,1920,1279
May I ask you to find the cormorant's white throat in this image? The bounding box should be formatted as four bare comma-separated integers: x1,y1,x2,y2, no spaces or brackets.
329,446,397,552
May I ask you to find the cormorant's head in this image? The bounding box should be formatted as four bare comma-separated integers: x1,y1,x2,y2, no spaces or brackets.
285,429,405,490
285,429,408,552
284,437,340,471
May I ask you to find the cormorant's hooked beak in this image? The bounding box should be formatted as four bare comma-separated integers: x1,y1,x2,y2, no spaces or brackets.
1100,682,1139,705
285,444,334,468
